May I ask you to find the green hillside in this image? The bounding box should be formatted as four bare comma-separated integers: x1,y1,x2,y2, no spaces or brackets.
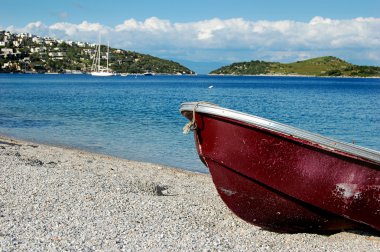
210,56,380,77
0,31,194,74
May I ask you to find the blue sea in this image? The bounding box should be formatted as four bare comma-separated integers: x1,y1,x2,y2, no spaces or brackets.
0,74,379,173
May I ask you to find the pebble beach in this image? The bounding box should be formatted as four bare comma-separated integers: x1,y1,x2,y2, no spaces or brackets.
0,135,379,251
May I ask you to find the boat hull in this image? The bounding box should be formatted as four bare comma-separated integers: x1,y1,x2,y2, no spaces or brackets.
181,102,380,233
208,160,359,233
90,71,113,77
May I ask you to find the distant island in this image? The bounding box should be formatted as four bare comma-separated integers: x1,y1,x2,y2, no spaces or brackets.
0,31,194,75
210,56,380,77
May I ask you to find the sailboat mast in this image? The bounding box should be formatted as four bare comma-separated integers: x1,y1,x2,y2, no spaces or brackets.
90,33,112,76
107,41,109,72
98,34,101,71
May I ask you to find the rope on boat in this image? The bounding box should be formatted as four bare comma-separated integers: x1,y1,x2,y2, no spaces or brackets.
182,101,216,134
183,103,200,134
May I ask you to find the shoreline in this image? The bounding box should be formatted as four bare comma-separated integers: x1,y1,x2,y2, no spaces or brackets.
0,72,197,76
2,72,380,78
0,135,379,251
0,133,206,175
208,73,380,79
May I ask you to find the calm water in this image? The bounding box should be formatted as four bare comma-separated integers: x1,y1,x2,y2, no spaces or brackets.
0,74,379,173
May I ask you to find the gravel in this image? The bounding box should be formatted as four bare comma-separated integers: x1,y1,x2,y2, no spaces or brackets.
0,136,379,251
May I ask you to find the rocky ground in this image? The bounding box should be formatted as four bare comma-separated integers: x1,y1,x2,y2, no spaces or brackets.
0,136,379,251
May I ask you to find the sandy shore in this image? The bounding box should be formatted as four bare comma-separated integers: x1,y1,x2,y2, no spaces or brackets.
0,136,379,251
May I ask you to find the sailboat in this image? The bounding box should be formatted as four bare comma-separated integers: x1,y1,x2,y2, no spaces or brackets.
91,35,113,76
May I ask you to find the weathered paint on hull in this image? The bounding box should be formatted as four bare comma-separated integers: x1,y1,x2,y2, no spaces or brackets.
208,160,360,233
181,103,379,233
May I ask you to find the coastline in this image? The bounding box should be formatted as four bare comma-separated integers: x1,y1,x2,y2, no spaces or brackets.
0,135,379,251
208,73,380,79
2,72,380,78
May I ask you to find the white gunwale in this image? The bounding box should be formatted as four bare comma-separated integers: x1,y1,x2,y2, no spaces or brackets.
180,102,380,164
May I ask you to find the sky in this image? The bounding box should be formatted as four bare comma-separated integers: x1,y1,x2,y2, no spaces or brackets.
1,0,380,73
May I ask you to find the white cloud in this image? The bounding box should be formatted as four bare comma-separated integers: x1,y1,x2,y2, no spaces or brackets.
49,21,109,36
12,21,49,35
115,17,172,33
5,16,380,68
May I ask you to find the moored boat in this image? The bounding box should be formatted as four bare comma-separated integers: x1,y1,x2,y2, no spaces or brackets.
180,101,380,233
91,35,113,77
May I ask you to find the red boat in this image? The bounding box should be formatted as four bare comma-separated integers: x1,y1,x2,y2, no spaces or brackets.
180,102,380,233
